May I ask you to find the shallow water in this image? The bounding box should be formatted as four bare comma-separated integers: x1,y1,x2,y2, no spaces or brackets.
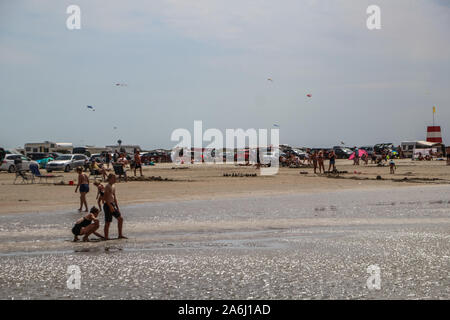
0,185,449,299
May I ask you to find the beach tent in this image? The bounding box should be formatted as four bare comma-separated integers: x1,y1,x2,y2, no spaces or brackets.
349,149,368,160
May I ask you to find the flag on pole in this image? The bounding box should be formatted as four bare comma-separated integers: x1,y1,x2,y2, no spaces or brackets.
433,106,436,113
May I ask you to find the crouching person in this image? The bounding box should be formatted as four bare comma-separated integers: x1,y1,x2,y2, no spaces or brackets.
72,207,104,242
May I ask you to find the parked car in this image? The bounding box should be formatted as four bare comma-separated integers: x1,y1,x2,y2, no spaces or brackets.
27,152,49,161
72,147,91,157
46,154,89,172
49,152,63,159
89,153,104,164
141,151,171,164
0,154,38,172
289,148,307,159
27,152,56,168
333,146,353,159
359,146,374,156
374,143,394,154
261,150,280,166
0,148,6,162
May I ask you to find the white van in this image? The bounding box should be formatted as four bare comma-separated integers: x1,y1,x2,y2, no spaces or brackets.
400,142,416,158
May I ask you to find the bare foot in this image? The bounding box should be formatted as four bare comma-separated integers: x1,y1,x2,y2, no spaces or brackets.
118,235,128,239
78,208,82,212
73,237,79,242
82,236,90,242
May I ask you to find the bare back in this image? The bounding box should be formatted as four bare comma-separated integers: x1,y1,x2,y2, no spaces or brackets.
104,183,115,205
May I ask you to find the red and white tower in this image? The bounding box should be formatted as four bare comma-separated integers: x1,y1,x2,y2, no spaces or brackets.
426,106,443,143
426,126,442,143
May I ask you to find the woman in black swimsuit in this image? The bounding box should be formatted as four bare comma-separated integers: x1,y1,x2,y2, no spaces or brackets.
72,207,104,242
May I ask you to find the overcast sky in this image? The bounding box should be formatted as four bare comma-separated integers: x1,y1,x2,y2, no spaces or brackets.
1,0,449,150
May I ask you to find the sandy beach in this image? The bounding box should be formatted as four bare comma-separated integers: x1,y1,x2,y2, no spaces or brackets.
0,159,449,215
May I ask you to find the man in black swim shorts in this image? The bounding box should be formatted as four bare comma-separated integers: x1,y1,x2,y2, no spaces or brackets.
103,173,127,240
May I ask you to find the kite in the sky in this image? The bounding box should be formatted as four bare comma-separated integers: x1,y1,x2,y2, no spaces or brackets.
115,83,128,87
113,126,117,130
86,105,95,111
273,124,280,127
340,141,345,145
267,78,273,82
306,94,312,98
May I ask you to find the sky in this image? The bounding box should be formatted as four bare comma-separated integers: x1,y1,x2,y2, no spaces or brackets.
0,0,449,150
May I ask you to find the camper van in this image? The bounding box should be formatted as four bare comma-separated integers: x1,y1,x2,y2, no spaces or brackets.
25,141,73,155
400,142,416,158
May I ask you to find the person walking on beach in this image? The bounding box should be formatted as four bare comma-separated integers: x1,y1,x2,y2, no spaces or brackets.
328,150,336,172
134,149,143,177
103,173,127,240
75,167,89,212
71,206,104,242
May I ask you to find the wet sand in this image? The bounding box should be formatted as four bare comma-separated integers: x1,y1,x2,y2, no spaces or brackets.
0,185,449,299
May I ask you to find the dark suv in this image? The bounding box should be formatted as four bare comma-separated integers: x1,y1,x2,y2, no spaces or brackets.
374,143,393,154
27,152,51,161
333,146,353,159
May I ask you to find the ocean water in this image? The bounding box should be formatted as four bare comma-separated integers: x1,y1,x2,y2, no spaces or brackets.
0,185,449,299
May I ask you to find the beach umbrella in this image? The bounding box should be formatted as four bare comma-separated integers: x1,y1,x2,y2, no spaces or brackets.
349,149,368,160
86,105,95,111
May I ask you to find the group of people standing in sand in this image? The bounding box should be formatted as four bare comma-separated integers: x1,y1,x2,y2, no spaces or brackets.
72,168,127,242
304,149,337,174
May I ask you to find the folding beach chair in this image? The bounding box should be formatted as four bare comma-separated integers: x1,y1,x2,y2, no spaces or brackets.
14,170,32,184
29,163,62,184
113,164,127,182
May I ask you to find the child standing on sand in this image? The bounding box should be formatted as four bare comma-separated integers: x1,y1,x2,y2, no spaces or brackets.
93,180,105,211
389,159,397,174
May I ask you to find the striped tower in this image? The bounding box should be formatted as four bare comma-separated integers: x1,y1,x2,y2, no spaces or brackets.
426,126,442,143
